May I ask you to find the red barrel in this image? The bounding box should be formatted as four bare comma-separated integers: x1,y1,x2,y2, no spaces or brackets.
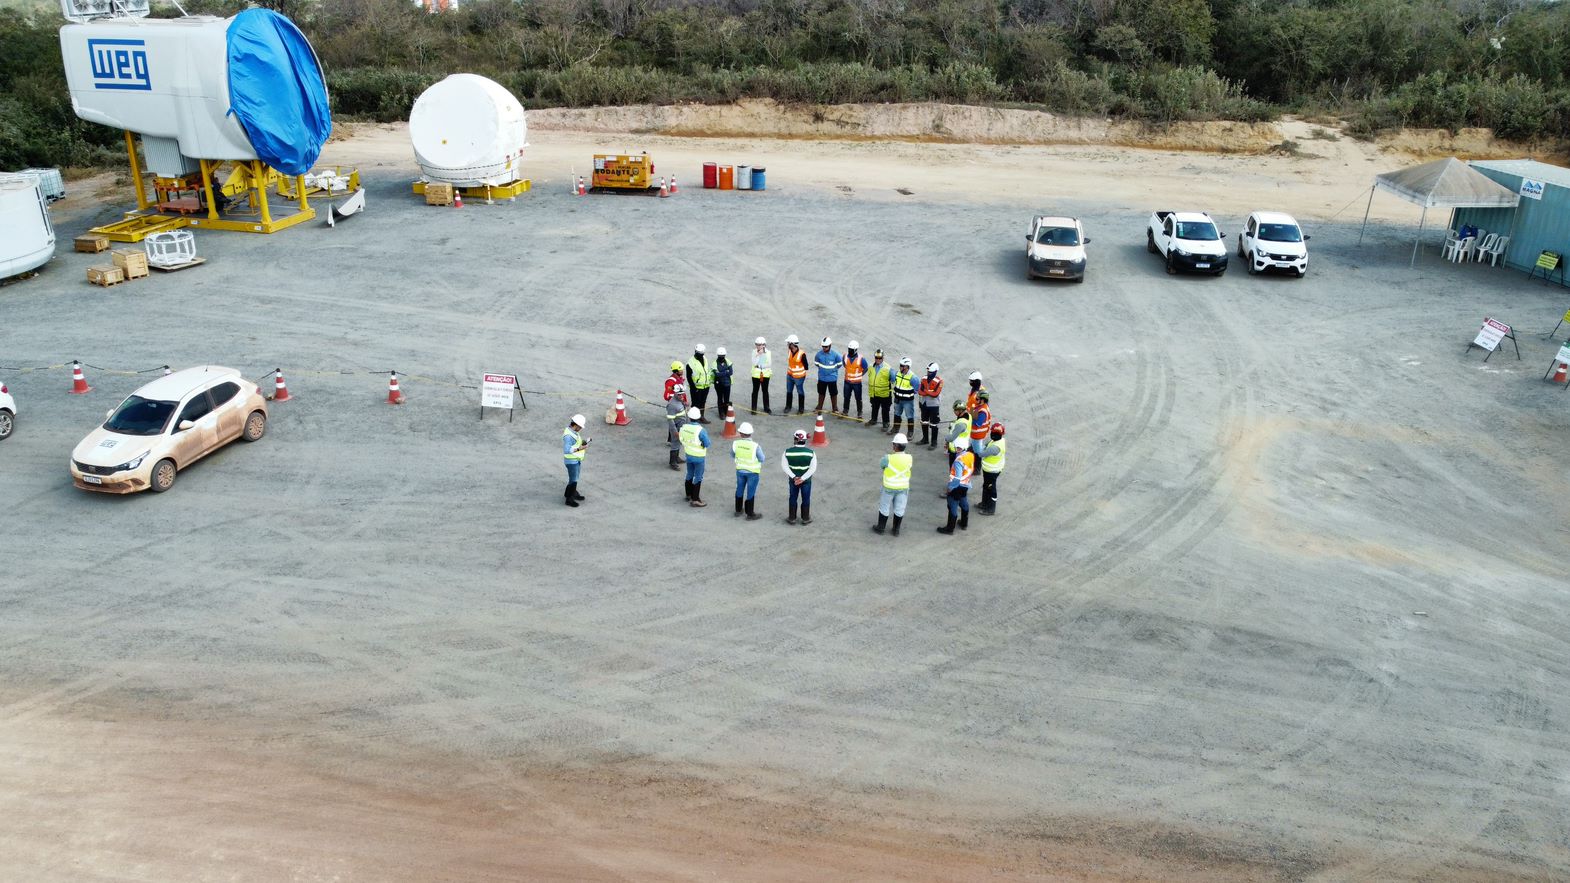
702,162,718,189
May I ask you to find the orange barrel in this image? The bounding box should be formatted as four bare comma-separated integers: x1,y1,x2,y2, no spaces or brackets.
702,162,717,189
718,164,734,190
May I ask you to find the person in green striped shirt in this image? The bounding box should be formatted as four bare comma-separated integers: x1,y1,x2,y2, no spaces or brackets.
781,429,818,525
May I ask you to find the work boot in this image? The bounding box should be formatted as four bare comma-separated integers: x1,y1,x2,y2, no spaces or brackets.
564,484,579,508
873,513,888,534
735,496,744,517
745,498,761,521
800,504,812,525
958,509,969,530
865,414,878,427
669,450,681,471
928,434,938,451
787,503,798,524
574,486,586,501
691,483,706,507
891,515,902,536
906,419,917,439
937,512,957,534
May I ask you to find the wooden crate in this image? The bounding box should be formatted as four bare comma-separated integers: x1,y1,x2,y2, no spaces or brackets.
111,249,149,279
87,265,125,287
74,234,110,253
424,182,454,206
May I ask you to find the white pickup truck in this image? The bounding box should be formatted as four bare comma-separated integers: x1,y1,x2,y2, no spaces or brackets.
1146,211,1229,276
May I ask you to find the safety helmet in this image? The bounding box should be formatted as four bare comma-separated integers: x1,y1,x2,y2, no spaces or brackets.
687,407,700,419
899,357,912,367
892,433,908,445
672,383,686,394
695,343,706,353
927,362,939,373
969,371,983,381
739,422,753,435
874,349,884,358
953,399,967,411
793,429,808,442
716,346,727,356
570,414,586,427
978,390,990,402
670,361,683,371
848,340,859,350
991,422,1005,438
755,336,766,345
786,334,800,344
821,336,832,347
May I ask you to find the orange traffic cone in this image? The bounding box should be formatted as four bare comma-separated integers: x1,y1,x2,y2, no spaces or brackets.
721,404,738,439
669,174,679,195
1552,360,1569,385
69,360,92,394
386,371,404,405
272,368,291,402
809,412,829,448
658,176,669,198
612,390,632,426
577,176,587,196
453,190,463,209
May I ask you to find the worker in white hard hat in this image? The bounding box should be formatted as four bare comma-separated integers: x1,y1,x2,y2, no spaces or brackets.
713,346,734,421
784,334,808,415
686,344,713,423
679,407,712,507
841,340,868,419
874,433,913,536
732,421,765,520
865,349,892,430
750,336,773,415
918,362,943,448
965,371,988,415
562,414,590,508
813,336,844,415
781,428,817,525
945,399,972,489
665,385,689,471
890,357,917,439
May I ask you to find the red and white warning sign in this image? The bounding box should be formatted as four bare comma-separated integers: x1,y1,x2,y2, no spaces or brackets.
481,373,518,410
1472,318,1510,352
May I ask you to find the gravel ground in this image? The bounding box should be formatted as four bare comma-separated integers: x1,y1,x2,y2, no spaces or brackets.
2,160,1568,881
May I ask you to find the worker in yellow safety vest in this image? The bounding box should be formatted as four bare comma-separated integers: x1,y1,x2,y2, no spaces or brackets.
679,409,711,507
945,399,971,474
686,344,713,423
978,422,1006,516
731,422,765,520
865,349,893,430
873,432,912,537
562,414,589,508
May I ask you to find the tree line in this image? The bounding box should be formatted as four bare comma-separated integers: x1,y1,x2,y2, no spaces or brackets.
4,0,1570,170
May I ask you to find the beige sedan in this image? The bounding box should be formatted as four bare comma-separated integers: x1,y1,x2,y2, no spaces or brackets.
70,366,269,494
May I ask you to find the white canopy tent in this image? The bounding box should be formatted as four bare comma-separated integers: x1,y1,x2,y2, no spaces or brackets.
1357,157,1520,266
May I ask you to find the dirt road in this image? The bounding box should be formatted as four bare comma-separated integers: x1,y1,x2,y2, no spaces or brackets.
2,120,1567,880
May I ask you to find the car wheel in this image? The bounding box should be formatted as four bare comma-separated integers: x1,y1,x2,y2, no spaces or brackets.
1237,236,1246,258
1215,268,1227,277
1296,268,1307,278
150,458,177,493
241,410,267,442
1165,254,1177,275
1246,251,1259,274
1074,274,1085,283
1146,232,1157,254
0,409,12,441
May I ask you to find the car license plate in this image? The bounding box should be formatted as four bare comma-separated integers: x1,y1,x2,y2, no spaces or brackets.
82,475,102,485
1048,268,1064,275
1196,262,1211,269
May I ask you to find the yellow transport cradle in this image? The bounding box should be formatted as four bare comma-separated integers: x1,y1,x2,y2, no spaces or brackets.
411,179,532,203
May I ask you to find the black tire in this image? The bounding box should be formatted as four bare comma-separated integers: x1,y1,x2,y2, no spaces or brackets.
0,409,12,441
1165,254,1177,275
1073,274,1085,283
1146,232,1158,254
1295,268,1307,278
1246,251,1259,275
241,410,266,442
1215,267,1227,277
150,458,177,493
1237,235,1245,258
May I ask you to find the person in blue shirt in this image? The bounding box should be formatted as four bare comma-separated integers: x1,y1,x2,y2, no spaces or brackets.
813,336,844,414
562,414,589,508
678,408,712,507
731,421,765,520
713,346,735,419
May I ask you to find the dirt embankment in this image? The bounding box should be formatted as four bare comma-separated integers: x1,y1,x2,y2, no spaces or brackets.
526,99,1561,160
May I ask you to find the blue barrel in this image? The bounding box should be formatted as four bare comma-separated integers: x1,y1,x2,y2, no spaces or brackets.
751,167,766,191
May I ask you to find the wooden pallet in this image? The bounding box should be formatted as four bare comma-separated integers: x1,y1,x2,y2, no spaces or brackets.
87,266,126,287
74,234,110,253
149,257,206,273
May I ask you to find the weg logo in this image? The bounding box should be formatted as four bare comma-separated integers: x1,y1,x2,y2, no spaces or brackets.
88,39,150,91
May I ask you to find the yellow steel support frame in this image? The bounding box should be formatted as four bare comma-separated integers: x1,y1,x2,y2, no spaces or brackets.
125,131,149,210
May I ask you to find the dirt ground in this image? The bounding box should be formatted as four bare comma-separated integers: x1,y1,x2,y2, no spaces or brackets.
3,113,1569,881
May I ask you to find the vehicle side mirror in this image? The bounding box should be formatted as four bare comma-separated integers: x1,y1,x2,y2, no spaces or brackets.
1025,234,1032,241
177,419,194,432
1083,237,1092,244
1218,232,1226,239
1303,234,1312,241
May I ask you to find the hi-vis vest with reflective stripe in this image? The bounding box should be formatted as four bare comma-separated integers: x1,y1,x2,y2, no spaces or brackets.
981,437,1006,473
845,356,866,383
970,405,991,439
868,363,893,396
948,416,971,452
687,357,712,389
951,451,975,486
752,349,771,379
893,370,916,398
680,422,707,458
563,428,585,462
787,349,808,378
733,438,762,473
883,452,913,490
785,446,815,477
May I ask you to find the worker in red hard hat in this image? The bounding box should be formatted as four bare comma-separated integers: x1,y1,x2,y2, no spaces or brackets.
977,422,1006,516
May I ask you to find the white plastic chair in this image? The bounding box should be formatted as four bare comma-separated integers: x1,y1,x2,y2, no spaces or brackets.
1447,236,1477,263
1472,233,1499,262
1442,232,1465,262
1479,234,1509,267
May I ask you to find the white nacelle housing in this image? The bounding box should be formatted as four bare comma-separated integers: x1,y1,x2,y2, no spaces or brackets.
0,175,56,279
60,16,258,174
409,74,528,187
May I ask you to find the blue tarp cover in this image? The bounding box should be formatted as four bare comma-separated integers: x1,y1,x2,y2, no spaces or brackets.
226,9,331,176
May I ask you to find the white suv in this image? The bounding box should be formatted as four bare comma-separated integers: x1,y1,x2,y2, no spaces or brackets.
1238,211,1309,277
1026,215,1089,282
0,379,14,441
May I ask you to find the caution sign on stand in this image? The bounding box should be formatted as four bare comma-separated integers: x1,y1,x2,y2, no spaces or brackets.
480,373,524,421
1466,317,1520,362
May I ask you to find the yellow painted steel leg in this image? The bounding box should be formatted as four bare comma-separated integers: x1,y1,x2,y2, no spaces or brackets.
199,159,220,221
125,131,148,210
296,174,308,214
254,161,273,227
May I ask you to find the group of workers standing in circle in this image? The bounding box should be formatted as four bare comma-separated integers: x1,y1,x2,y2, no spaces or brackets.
561,335,1008,536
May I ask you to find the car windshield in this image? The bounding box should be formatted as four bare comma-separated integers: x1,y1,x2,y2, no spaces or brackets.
1175,221,1220,241
1035,226,1080,246
1258,223,1302,242
104,395,177,436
